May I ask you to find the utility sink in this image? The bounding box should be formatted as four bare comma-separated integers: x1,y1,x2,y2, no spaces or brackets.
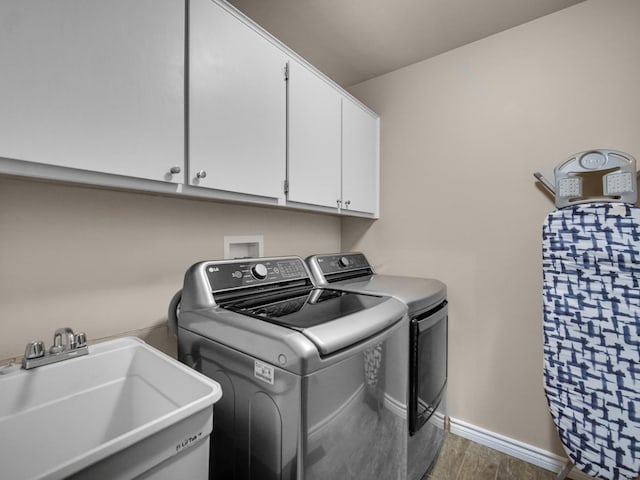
0,337,222,480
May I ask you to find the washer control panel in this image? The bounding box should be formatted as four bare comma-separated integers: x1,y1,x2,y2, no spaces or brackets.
205,257,309,292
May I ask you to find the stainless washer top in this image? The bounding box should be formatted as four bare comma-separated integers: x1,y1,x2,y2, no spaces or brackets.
178,256,407,374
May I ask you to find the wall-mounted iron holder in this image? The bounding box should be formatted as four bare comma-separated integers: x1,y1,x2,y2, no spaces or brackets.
534,149,638,208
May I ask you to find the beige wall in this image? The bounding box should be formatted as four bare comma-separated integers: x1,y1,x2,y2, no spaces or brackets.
2,0,638,459
0,176,340,361
344,0,640,455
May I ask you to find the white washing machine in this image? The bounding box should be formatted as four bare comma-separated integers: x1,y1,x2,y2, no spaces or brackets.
306,252,448,480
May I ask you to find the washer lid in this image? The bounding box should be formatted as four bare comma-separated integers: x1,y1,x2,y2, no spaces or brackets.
224,288,405,355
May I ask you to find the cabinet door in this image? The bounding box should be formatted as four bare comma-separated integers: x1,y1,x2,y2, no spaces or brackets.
342,98,379,215
0,0,185,183
189,0,287,199
287,60,341,209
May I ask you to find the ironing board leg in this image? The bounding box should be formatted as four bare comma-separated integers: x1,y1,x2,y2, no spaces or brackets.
556,460,572,480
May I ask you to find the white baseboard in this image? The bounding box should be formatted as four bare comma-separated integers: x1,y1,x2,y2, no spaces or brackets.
448,417,595,480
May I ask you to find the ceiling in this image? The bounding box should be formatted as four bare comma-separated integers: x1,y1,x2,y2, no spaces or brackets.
226,0,586,87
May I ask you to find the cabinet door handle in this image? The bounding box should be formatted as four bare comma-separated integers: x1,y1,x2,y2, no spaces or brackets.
336,199,342,208
345,200,351,208
196,170,207,179
169,166,181,174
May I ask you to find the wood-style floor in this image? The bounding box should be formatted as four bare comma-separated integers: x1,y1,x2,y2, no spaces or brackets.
425,433,557,480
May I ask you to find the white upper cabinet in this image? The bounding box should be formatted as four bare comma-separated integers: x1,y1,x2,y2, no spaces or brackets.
341,98,380,216
287,60,379,216
189,0,287,199
0,0,185,183
0,0,378,216
287,60,342,209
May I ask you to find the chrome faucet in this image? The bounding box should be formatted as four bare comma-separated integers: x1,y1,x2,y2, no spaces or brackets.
50,327,76,353
22,327,88,370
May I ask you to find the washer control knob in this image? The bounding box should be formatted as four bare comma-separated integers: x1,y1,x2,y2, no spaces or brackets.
339,256,351,267
251,263,268,280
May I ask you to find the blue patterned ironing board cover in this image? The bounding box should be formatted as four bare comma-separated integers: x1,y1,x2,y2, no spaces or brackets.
543,203,640,479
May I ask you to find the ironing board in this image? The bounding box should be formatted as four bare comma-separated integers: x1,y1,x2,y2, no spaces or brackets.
542,202,640,479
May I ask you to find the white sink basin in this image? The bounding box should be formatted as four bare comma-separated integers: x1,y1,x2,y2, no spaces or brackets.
0,337,221,480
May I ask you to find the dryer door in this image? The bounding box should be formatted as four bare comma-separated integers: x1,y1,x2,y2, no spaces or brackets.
409,300,448,435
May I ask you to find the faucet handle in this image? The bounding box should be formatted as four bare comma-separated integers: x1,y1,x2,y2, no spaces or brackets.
74,332,87,348
24,340,45,360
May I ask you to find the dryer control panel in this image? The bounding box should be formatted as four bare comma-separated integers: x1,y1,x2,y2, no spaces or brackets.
306,253,374,285
313,253,371,275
